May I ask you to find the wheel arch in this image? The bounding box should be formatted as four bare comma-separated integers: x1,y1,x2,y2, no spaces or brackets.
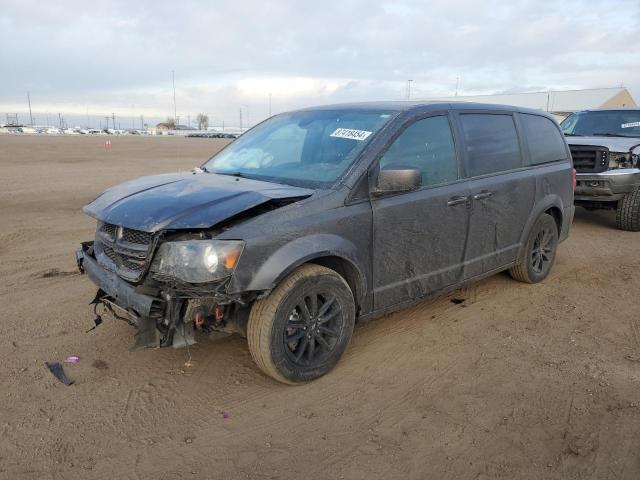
307,255,364,312
236,234,368,311
517,195,564,257
545,205,563,236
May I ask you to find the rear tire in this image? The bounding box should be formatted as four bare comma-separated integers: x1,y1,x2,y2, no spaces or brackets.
510,213,559,284
616,187,640,231
247,264,355,384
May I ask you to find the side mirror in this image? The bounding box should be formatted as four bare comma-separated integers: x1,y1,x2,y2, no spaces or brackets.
375,165,422,194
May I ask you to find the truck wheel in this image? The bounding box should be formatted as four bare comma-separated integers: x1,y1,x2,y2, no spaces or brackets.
510,213,558,284
616,187,640,231
247,264,355,384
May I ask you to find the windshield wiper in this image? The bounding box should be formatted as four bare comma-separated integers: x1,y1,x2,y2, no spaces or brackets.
213,171,248,178
563,133,583,136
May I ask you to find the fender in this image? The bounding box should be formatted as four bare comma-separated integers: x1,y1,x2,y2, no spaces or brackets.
516,193,564,258
231,233,367,300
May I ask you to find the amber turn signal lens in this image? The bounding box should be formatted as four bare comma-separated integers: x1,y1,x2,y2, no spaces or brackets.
224,249,241,269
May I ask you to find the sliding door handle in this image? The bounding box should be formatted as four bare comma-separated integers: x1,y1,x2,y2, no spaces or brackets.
472,190,493,200
447,195,469,206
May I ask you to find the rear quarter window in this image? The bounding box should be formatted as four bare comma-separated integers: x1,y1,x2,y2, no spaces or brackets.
460,113,522,177
520,113,567,165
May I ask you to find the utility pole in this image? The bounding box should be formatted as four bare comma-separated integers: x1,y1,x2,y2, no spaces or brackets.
546,91,551,112
222,119,225,132
140,114,144,129
112,112,116,131
406,79,413,100
172,70,177,122
27,91,33,125
58,112,63,128
105,116,110,130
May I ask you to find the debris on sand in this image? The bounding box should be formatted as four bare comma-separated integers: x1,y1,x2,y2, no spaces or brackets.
38,268,78,279
64,356,80,363
45,362,74,385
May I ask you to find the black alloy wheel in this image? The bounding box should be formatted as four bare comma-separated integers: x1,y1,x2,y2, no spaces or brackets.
283,292,342,366
248,264,355,384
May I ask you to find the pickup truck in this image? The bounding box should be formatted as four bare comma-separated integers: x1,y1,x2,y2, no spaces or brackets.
561,108,640,230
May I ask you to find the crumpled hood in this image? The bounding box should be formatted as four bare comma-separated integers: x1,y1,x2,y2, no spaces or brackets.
83,171,314,232
566,136,640,153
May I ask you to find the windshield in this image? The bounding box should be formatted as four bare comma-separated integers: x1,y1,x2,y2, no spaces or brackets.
560,110,640,138
203,109,395,187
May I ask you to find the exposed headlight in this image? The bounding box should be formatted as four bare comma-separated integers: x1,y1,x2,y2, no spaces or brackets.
151,240,244,283
608,152,632,169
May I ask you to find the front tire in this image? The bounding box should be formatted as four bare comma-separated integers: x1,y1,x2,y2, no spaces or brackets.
510,213,559,284
616,187,640,231
247,264,355,384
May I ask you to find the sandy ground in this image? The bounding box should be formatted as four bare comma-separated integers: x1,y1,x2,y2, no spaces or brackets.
0,135,639,480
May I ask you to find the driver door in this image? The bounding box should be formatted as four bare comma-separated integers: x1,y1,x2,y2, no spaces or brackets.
371,114,472,310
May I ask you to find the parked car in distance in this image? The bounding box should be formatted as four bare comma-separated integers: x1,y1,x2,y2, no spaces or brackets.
187,131,240,139
560,108,640,231
76,102,575,384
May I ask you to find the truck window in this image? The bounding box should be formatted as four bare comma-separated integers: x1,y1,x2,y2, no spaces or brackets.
521,114,567,165
379,115,457,187
460,113,522,177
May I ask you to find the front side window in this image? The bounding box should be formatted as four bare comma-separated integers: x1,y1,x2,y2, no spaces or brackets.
521,114,567,165
560,110,640,138
379,115,457,187
203,109,395,188
460,113,522,177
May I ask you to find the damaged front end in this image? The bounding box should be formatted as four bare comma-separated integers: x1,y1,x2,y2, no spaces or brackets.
76,226,255,351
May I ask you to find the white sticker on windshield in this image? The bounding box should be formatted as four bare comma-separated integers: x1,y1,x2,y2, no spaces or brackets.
621,121,640,129
330,128,372,141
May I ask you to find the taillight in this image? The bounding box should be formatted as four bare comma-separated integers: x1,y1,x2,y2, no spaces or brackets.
571,168,577,191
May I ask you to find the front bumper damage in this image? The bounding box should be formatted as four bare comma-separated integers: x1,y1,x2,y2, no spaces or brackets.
76,242,249,350
574,168,640,202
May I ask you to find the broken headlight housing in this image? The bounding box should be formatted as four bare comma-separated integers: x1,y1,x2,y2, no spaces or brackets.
608,152,637,169
151,240,244,283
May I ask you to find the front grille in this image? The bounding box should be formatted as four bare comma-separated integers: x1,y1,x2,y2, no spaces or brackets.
122,229,153,245
102,245,118,262
95,222,155,282
100,222,118,239
570,145,609,173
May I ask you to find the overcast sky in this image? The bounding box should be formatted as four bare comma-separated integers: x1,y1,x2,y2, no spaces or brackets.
1,0,639,128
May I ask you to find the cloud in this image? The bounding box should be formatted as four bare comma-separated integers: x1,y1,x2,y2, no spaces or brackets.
1,0,639,127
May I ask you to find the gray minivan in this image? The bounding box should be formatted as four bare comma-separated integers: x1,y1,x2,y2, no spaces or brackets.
76,102,575,383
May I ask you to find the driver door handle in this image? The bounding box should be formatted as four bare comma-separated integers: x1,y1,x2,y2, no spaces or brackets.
447,195,469,206
472,190,493,200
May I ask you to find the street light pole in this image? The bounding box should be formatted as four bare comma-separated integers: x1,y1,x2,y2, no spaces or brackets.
407,79,413,100
27,91,33,125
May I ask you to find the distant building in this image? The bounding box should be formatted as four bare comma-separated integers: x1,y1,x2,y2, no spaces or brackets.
155,122,174,131
151,122,198,135
424,87,637,121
